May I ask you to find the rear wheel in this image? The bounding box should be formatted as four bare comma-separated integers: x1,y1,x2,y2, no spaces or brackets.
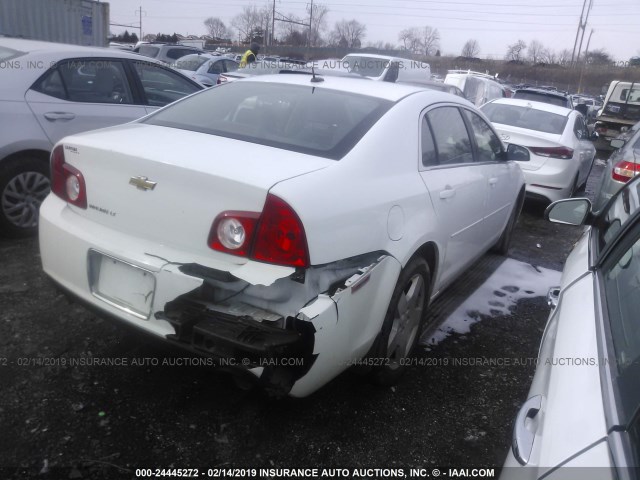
0,157,50,238
576,157,595,193
371,257,430,386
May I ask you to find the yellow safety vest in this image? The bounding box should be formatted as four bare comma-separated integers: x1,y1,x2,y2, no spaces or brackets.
239,50,256,68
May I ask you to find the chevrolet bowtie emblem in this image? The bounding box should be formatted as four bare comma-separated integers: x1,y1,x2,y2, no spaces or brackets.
129,176,157,191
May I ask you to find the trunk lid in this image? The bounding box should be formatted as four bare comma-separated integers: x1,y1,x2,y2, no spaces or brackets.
493,125,565,171
60,123,332,262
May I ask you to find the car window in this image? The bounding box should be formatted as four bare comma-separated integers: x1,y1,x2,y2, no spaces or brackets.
137,45,160,58
174,54,208,71
573,115,587,139
425,107,473,165
165,48,196,60
463,110,503,162
421,116,437,167
224,60,239,73
208,60,224,75
35,59,133,104
132,61,200,107
142,81,392,160
482,103,568,135
602,224,640,427
597,180,640,252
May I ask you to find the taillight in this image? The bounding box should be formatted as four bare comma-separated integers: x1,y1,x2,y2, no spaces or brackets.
252,194,309,268
50,145,87,209
208,194,309,268
208,211,259,257
612,160,640,183
528,146,574,159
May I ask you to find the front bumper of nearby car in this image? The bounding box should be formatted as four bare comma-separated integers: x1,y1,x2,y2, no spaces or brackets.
39,194,401,397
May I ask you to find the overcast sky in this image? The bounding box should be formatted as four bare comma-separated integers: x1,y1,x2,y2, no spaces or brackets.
106,0,640,62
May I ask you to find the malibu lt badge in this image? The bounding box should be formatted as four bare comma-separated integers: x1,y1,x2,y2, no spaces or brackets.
129,176,157,191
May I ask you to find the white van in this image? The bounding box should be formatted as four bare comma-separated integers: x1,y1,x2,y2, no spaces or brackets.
340,54,431,82
444,70,505,106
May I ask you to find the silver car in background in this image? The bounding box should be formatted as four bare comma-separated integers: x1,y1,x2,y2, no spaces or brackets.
172,53,239,87
501,174,640,478
593,121,640,211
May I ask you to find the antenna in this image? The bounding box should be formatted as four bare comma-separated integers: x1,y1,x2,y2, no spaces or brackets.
310,65,323,83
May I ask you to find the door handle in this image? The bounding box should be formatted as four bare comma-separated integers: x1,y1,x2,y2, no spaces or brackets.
44,112,76,121
488,177,498,187
512,395,542,465
439,188,456,199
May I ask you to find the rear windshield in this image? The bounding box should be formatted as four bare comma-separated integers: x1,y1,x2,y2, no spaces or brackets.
174,54,208,71
142,81,392,160
481,103,568,135
137,45,160,58
0,46,25,62
513,91,568,108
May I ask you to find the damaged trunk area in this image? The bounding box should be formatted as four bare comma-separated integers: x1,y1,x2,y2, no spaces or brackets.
155,252,390,396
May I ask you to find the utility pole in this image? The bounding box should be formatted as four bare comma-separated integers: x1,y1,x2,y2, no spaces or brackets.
578,29,594,94
576,0,593,63
135,6,145,40
271,0,276,50
571,0,588,66
308,0,314,49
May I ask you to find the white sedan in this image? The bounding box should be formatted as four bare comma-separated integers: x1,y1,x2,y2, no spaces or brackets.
481,98,596,203
501,174,640,477
39,75,526,397
0,38,202,237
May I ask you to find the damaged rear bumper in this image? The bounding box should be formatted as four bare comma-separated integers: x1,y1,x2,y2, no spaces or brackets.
40,196,401,397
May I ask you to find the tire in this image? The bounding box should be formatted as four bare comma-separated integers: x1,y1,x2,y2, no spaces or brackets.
491,191,524,256
370,257,430,386
0,156,50,238
569,174,580,197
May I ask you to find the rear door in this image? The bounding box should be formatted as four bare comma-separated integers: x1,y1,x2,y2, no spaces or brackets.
572,114,596,184
418,105,488,284
25,58,147,145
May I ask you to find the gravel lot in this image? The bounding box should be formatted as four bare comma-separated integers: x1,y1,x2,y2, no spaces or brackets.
0,159,606,480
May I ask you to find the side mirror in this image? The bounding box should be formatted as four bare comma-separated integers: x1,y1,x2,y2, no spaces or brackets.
506,143,530,162
545,198,592,225
590,131,598,140
610,138,625,149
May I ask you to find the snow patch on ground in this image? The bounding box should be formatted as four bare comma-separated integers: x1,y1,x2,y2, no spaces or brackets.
420,258,561,348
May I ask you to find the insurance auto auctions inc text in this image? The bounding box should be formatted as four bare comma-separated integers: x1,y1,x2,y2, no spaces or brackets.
191,468,496,478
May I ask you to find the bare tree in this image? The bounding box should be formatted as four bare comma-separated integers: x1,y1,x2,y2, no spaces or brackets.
557,48,572,65
204,17,229,40
231,5,261,43
308,3,329,47
461,39,480,58
584,48,612,64
330,19,366,48
398,27,421,53
540,47,557,64
419,26,440,56
528,40,545,64
505,39,527,62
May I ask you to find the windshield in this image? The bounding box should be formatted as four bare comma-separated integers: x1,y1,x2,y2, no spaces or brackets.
342,56,388,78
513,91,568,108
142,81,392,160
174,54,208,71
481,103,568,135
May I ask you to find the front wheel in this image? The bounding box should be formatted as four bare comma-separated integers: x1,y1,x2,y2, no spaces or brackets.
370,257,430,386
0,157,50,238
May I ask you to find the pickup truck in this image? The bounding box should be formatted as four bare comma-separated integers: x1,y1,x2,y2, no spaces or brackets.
594,80,640,150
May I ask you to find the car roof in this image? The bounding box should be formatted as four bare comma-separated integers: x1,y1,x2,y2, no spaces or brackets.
489,97,573,116
236,73,439,102
1,37,147,59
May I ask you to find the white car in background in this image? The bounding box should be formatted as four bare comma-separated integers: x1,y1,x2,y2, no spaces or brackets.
39,75,526,397
0,38,202,237
501,175,640,478
172,53,239,87
482,98,596,203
